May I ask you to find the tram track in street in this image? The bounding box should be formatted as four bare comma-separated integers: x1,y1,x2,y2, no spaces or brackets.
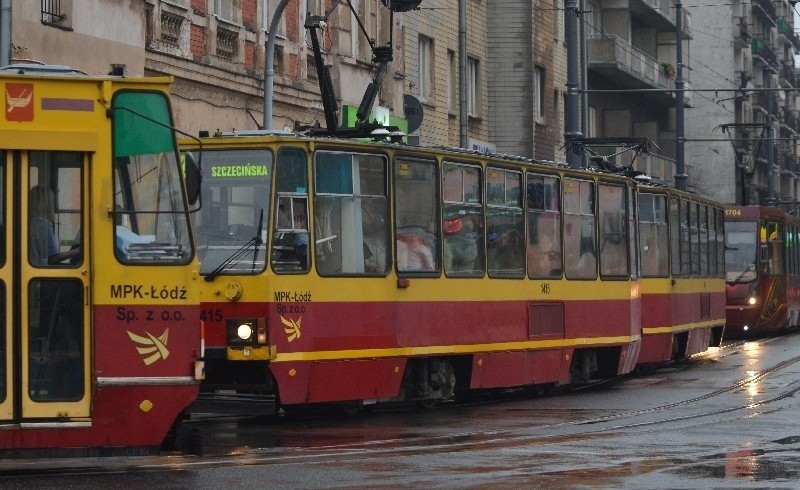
3,336,797,479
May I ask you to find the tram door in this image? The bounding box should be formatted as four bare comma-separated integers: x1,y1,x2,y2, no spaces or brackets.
0,150,90,421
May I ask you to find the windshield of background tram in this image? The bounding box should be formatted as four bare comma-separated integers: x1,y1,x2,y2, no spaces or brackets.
725,220,757,283
194,149,272,275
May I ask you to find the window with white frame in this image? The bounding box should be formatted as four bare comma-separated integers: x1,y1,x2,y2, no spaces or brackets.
216,0,234,22
534,65,545,123
418,36,433,101
447,50,456,111
468,57,479,117
263,0,286,37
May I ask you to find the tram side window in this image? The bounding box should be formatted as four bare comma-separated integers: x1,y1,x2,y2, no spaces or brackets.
564,178,596,280
314,151,389,275
699,204,709,277
720,209,727,276
689,202,700,276
28,153,82,267
442,162,484,277
486,168,524,278
669,197,682,276
639,193,669,277
527,174,562,279
112,92,191,264
395,159,439,273
784,225,797,274
0,156,3,401
708,205,717,277
763,222,784,274
272,148,310,273
598,183,628,277
0,152,4,267
28,279,84,402
628,187,638,279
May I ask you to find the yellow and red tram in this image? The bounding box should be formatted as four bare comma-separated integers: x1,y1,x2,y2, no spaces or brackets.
636,183,726,364
0,65,202,455
724,205,800,336
184,132,644,411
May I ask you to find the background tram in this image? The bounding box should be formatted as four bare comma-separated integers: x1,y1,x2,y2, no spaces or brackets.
0,65,202,455
635,184,726,364
724,205,800,336
185,132,645,412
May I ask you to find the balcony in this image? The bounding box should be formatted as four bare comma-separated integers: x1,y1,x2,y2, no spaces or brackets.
753,0,777,25
781,63,796,88
587,34,675,106
751,90,775,113
751,37,777,67
781,109,800,133
631,152,676,187
734,17,751,49
629,0,676,30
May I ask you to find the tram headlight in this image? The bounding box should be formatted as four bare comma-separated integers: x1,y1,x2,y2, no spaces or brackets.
227,318,267,346
228,319,255,345
237,323,254,341
748,296,758,305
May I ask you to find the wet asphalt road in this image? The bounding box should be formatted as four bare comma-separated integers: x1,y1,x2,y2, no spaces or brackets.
3,333,800,488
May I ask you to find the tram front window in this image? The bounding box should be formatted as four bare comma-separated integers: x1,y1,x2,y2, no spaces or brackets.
725,221,757,283
111,92,192,264
194,149,272,276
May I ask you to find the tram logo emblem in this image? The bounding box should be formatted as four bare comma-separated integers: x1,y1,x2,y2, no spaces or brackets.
5,83,34,122
281,316,302,342
127,328,171,365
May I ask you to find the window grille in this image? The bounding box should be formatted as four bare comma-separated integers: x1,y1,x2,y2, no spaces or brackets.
216,28,238,60
161,12,183,45
41,0,65,25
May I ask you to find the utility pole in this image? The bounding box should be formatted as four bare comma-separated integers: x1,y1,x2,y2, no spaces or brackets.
0,0,10,67
580,0,588,167
766,65,776,204
674,0,687,191
459,0,467,148
263,0,292,130
564,0,583,167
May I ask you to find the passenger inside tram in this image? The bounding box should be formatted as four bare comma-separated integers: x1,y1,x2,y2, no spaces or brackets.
28,184,80,266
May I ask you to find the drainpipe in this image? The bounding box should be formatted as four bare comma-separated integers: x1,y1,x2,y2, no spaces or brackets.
564,0,583,167
0,0,11,67
765,65,776,204
580,0,588,167
459,0,467,148
674,0,687,191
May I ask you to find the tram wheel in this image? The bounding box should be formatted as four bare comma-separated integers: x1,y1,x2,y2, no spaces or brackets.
339,401,363,416
417,398,439,410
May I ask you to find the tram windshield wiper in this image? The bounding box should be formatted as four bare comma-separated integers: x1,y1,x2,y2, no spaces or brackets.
728,261,755,285
204,209,264,282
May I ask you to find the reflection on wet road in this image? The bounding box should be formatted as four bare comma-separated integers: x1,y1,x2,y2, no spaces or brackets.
3,335,800,488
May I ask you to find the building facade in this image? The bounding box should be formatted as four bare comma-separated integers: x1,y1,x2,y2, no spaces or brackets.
685,0,800,206
4,0,800,205
8,0,147,75
584,0,692,187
